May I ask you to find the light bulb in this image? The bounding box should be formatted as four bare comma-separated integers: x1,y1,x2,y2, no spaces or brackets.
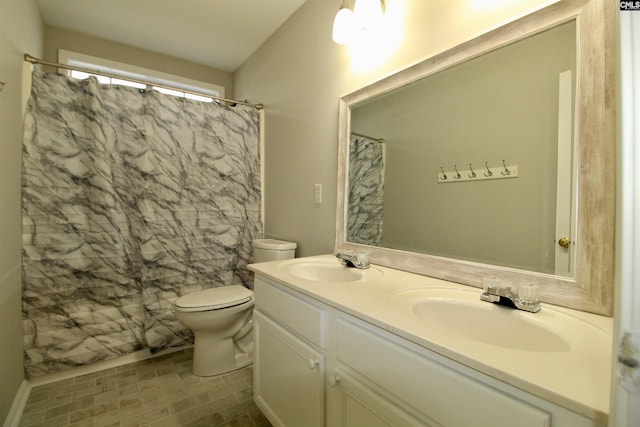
353,0,384,30
332,4,355,44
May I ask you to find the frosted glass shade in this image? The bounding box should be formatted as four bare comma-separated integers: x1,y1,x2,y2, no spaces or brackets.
332,6,355,44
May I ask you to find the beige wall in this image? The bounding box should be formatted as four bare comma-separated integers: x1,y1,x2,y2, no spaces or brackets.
43,26,234,97
0,0,43,422
234,0,559,257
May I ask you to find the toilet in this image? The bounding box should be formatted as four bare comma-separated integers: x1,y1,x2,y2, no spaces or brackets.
174,238,296,376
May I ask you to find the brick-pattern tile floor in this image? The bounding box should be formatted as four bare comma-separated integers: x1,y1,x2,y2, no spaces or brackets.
19,348,271,427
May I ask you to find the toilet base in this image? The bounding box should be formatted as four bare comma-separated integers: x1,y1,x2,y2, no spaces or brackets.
192,335,253,377
193,336,233,376
234,351,253,371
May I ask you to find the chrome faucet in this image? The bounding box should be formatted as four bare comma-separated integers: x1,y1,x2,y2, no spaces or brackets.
336,252,370,269
480,283,541,313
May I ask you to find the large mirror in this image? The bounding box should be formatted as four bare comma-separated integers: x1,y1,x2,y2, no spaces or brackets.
335,0,614,315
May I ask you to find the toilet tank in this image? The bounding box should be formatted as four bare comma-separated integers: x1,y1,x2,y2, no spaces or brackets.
252,239,297,263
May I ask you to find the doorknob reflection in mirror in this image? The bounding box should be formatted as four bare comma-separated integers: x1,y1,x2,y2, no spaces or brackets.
558,237,571,248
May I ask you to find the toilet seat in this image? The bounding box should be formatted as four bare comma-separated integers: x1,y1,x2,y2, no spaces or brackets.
175,285,253,313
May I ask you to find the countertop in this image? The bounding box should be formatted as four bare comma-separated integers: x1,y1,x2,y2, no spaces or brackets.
249,255,613,424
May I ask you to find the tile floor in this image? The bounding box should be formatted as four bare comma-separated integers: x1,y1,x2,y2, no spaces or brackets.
19,348,272,427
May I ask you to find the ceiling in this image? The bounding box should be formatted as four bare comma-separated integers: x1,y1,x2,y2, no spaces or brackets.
36,0,307,72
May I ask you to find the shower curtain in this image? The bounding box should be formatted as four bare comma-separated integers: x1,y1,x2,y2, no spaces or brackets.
21,69,262,378
347,136,384,245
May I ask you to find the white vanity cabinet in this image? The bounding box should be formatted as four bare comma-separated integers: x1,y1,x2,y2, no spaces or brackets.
254,311,325,426
253,275,605,427
253,277,327,427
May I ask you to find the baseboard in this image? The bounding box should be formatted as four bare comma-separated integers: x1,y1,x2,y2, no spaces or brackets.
28,345,193,387
3,380,31,427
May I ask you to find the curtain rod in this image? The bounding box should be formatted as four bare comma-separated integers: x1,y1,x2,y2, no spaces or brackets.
24,54,264,110
351,131,384,144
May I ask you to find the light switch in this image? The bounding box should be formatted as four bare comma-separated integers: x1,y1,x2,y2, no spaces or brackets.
314,184,322,204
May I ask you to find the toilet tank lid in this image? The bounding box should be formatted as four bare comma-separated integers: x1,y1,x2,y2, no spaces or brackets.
253,239,297,250
175,285,253,311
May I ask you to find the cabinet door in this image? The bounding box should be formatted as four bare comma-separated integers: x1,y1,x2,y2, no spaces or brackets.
336,317,552,427
328,367,437,427
254,310,325,427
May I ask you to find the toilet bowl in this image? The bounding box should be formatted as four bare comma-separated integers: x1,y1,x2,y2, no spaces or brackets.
175,285,254,377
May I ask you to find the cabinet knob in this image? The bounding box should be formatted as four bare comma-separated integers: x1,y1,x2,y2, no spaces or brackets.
329,375,342,387
308,358,319,370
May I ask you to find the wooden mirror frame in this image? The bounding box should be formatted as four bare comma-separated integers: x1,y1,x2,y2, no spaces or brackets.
335,0,614,315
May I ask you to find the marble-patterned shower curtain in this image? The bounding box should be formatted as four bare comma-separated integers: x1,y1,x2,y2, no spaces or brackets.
347,136,384,245
22,69,262,378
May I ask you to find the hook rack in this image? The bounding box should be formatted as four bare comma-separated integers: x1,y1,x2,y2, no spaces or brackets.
438,161,518,183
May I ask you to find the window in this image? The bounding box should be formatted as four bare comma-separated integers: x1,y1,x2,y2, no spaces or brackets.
59,49,225,103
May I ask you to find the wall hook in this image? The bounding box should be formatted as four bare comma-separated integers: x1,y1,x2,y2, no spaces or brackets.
468,163,476,178
484,162,493,177
453,165,461,179
501,160,511,176
0,81,6,92
440,166,447,180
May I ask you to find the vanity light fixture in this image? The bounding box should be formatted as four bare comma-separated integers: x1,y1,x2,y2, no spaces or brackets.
332,0,386,45
332,1,356,44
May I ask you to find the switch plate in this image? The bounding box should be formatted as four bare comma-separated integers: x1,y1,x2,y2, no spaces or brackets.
314,184,322,204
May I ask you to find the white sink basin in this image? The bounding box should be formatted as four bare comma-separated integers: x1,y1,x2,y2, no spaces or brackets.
391,288,606,353
280,259,383,283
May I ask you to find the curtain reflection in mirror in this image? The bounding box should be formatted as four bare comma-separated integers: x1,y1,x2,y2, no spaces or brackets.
348,135,385,245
